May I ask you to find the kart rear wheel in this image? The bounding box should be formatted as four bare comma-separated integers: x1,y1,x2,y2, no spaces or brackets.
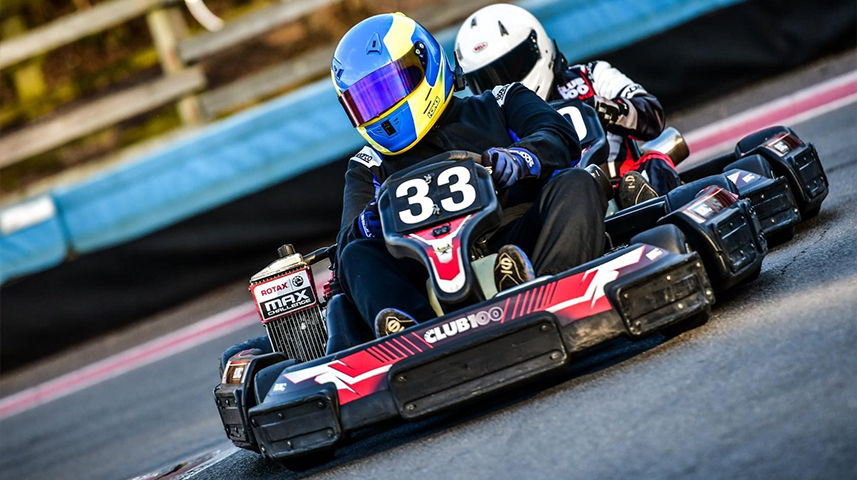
802,205,821,220
767,225,796,245
279,449,336,471
660,311,710,339
743,264,763,283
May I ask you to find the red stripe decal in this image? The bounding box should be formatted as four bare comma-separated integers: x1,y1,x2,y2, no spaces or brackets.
368,346,391,362
527,286,538,314
510,295,520,320
365,347,386,363
400,335,422,353
385,341,407,358
502,297,511,323
391,338,414,356
546,283,557,308
536,284,547,310
412,332,433,349
376,343,399,359
519,291,530,318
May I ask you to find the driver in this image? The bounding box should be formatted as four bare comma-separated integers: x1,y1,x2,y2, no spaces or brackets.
454,3,682,209
332,13,606,337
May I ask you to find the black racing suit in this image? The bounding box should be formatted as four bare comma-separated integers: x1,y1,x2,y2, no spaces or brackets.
336,83,606,327
550,57,681,195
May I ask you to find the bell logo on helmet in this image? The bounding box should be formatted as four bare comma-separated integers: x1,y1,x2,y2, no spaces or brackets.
455,4,556,98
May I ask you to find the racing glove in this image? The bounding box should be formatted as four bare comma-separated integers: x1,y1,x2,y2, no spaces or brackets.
482,147,541,191
356,200,382,238
593,95,631,128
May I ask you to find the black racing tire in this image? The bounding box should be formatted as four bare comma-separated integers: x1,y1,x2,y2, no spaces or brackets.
630,224,689,255
767,225,796,245
802,205,822,220
660,311,710,339
743,264,763,284
254,358,297,404
279,449,336,470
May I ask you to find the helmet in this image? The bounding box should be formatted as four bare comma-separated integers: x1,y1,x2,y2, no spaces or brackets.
332,13,455,155
454,4,555,99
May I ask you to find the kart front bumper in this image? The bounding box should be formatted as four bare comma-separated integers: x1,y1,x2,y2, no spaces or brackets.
246,250,713,460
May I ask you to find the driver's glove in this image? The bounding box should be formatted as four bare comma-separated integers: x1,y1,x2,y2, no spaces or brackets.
593,95,630,128
356,200,382,238
482,147,541,191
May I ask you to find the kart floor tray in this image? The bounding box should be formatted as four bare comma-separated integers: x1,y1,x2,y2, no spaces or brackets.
389,312,567,420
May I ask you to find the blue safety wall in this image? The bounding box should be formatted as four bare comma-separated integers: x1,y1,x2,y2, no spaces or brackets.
0,0,741,284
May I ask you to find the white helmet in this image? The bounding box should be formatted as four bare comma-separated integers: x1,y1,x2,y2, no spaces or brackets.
455,3,555,99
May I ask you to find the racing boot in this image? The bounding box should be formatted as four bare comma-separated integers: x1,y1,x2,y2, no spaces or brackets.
617,171,659,210
494,245,535,292
375,308,417,338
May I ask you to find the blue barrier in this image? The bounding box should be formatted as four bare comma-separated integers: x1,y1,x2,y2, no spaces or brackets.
53,81,362,253
0,198,67,284
0,0,740,283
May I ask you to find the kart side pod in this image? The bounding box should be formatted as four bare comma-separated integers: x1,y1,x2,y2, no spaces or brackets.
606,175,767,292
659,189,767,292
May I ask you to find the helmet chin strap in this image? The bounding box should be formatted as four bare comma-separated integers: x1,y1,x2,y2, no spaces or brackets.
453,52,467,92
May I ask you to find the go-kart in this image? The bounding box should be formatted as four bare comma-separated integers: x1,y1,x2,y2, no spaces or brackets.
213,111,773,464
550,98,828,245
678,125,828,242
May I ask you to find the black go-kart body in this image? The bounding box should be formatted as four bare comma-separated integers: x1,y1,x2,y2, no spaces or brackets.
679,126,827,241
213,106,777,464
548,99,828,244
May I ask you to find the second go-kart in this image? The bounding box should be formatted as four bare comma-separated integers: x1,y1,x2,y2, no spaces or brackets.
678,125,828,242
550,98,828,245
213,128,770,465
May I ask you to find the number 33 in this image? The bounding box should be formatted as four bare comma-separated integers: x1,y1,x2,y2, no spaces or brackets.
395,166,476,225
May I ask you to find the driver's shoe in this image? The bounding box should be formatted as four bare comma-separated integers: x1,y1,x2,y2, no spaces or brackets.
375,308,417,338
617,171,659,209
494,245,535,292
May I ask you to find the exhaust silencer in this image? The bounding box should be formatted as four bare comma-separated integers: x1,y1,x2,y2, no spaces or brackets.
640,127,689,166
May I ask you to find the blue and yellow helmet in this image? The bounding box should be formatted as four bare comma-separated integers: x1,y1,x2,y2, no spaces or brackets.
332,13,455,155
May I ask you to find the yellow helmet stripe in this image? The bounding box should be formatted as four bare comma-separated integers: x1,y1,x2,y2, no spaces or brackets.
383,14,417,60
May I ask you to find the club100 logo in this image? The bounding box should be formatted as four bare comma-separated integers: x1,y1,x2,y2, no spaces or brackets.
422,306,504,344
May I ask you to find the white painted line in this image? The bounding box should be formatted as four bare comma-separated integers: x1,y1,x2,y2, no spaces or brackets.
683,69,857,163
0,302,257,420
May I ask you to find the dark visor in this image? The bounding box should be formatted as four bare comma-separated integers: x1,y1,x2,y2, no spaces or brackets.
340,46,426,127
465,30,541,95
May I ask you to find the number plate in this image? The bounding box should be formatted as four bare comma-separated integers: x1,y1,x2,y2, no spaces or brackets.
388,160,485,233
550,99,600,149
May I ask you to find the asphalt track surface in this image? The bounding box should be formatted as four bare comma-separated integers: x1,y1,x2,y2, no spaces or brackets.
1,55,855,480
